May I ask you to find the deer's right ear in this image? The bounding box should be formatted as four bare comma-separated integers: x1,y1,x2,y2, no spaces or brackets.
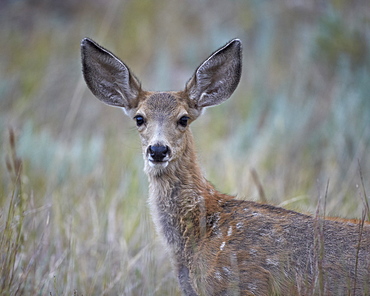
81,38,141,111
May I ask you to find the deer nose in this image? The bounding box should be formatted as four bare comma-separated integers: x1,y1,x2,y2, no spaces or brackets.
148,145,169,162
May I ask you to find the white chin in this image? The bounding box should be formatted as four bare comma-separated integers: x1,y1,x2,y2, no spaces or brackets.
148,160,169,168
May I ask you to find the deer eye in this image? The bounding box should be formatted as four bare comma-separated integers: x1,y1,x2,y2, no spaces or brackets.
178,116,190,127
134,115,145,127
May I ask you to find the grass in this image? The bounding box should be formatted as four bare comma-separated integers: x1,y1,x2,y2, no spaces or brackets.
1,130,25,294
1,0,370,295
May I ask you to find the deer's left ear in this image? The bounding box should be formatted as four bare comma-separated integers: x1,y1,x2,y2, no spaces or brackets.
185,39,242,108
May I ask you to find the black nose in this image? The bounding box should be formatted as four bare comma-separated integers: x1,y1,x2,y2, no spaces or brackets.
148,145,169,162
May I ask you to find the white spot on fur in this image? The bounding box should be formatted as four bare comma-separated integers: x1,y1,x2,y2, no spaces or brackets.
222,266,231,276
212,213,220,229
266,258,279,266
276,235,284,243
248,283,258,293
214,270,222,281
236,222,243,230
227,226,232,236
220,241,226,251
249,249,257,256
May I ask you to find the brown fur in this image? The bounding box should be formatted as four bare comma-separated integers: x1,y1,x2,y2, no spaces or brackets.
81,38,370,295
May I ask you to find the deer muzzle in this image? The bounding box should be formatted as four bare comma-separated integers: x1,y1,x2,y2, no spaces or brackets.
147,144,171,167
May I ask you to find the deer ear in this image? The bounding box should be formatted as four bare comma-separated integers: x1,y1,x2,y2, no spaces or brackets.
185,39,242,108
81,38,141,110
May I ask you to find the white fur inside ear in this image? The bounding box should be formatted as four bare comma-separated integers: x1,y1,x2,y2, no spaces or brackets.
122,107,129,116
122,107,136,118
199,92,207,104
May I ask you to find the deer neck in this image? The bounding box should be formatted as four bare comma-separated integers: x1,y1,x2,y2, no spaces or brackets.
146,131,211,256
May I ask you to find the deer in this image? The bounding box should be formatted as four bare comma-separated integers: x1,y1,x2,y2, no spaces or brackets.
81,38,370,295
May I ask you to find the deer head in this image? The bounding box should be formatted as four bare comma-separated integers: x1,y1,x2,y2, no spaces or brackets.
81,38,242,175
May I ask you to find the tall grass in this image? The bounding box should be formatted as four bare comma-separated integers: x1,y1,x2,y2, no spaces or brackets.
1,0,369,294
1,129,25,294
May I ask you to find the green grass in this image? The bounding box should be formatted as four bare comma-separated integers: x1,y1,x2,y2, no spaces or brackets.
1,0,370,295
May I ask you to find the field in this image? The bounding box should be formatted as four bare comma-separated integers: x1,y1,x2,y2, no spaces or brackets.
1,0,370,295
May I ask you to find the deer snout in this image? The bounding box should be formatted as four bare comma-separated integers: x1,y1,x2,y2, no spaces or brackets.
148,144,170,163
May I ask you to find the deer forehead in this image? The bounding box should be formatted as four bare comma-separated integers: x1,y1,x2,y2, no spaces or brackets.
137,92,193,120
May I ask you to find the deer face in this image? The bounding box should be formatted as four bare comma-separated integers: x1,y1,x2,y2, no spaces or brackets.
133,92,198,173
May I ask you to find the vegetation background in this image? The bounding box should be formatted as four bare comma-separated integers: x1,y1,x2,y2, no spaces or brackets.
1,0,369,295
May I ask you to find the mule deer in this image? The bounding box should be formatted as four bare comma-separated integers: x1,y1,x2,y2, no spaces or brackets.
81,38,370,295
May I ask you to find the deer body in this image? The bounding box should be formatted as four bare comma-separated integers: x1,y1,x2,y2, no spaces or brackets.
81,38,370,295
